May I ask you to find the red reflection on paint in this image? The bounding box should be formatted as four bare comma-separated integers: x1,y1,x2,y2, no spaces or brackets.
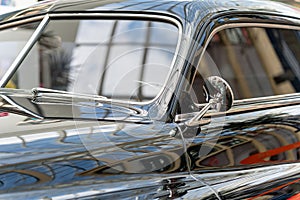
288,193,300,200
0,112,8,117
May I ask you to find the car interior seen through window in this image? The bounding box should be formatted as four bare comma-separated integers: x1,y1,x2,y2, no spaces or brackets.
6,19,179,102
193,27,300,102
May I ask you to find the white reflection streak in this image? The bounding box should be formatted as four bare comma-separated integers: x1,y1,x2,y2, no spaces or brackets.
135,80,162,89
209,163,300,193
175,124,222,200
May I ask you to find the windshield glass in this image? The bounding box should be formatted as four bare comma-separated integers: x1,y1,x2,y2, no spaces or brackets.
0,22,39,85
5,18,179,102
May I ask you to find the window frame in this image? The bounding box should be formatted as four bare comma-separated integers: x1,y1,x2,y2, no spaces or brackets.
191,22,300,104
174,18,300,123
0,13,183,106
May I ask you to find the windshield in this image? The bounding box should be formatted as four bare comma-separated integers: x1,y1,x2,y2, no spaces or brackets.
4,18,179,102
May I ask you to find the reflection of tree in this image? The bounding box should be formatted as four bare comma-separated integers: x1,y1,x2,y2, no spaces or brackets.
39,32,71,90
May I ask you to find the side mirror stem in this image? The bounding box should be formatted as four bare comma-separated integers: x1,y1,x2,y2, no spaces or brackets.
185,76,234,127
185,101,211,126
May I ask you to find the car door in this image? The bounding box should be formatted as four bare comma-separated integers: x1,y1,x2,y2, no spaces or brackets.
178,14,300,199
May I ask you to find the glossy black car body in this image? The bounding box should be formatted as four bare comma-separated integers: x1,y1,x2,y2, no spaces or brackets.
0,0,300,199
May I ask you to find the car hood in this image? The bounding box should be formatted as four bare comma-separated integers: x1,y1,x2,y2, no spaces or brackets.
0,89,198,199
0,107,192,199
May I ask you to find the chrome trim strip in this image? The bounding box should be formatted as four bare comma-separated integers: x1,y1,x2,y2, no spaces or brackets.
233,92,300,105
1,95,43,119
0,16,44,30
208,23,300,43
0,15,50,87
176,93,300,122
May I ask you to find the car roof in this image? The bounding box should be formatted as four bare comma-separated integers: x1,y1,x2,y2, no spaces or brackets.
0,0,299,26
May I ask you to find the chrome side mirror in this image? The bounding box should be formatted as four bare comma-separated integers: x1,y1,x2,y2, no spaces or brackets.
185,76,234,127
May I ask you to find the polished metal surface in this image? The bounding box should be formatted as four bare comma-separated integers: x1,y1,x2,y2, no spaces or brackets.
0,0,299,199
185,76,234,127
0,90,299,199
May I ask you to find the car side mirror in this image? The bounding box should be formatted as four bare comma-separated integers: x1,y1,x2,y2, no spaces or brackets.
185,76,234,127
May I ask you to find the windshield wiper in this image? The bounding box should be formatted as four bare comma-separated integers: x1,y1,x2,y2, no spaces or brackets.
31,87,149,120
0,87,150,123
31,87,108,102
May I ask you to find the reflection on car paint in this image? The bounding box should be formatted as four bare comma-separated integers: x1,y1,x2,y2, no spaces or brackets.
0,0,299,199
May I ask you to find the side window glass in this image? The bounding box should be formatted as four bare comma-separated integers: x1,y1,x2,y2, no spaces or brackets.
194,27,300,101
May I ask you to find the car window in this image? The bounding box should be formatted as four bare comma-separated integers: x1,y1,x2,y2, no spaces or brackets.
0,22,39,86
6,19,179,102
193,26,300,102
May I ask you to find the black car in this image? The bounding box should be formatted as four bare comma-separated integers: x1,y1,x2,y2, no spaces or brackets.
0,0,299,199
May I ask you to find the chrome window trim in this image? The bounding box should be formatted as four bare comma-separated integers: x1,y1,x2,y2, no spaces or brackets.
0,16,45,30
197,22,300,72
0,15,50,87
207,22,300,44
191,21,300,101
181,21,300,123
0,13,183,106
233,92,300,105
